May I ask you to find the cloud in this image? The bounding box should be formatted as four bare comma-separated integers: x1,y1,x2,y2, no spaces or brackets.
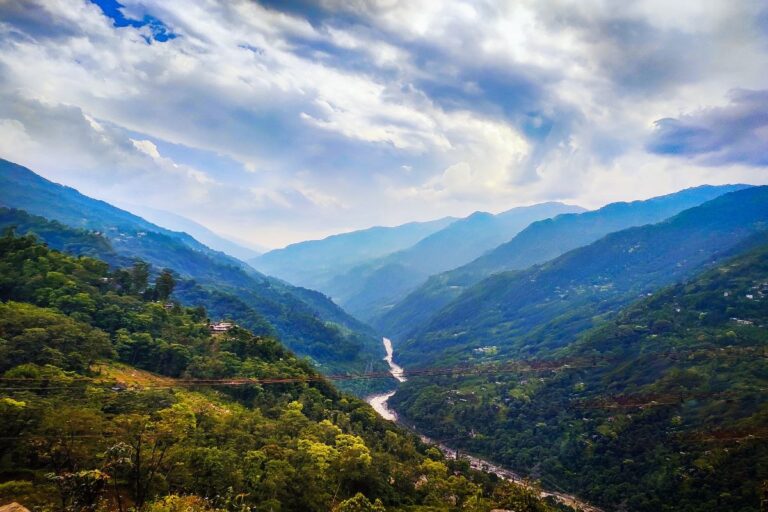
0,90,214,200
0,0,767,247
647,89,768,166
0,87,354,247
131,138,161,159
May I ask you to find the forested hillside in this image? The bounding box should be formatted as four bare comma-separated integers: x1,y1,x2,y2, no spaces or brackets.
0,232,559,512
374,184,748,341
398,186,768,366
0,161,387,390
392,234,768,511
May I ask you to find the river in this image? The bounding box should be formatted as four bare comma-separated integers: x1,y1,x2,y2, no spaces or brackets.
367,338,404,421
365,337,603,512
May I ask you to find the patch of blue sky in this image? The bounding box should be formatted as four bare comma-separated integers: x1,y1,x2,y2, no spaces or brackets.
88,0,177,42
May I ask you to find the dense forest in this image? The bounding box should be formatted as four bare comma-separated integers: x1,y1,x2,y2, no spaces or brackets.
0,232,561,511
392,235,768,511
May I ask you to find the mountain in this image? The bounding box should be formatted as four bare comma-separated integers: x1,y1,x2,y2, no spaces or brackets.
250,217,456,292
392,232,768,511
0,232,556,512
374,184,750,341
0,159,387,392
398,186,768,367
0,207,120,264
329,202,585,321
123,203,265,260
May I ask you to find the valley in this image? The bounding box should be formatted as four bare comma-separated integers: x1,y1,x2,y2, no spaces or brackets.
1,158,766,510
367,337,603,512
3,3,767,510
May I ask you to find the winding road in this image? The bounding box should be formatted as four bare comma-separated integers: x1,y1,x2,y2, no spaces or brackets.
366,337,603,512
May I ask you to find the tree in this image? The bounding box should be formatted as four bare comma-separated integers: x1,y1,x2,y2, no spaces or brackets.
130,261,150,294
113,403,196,508
155,269,175,301
47,469,108,512
334,493,385,512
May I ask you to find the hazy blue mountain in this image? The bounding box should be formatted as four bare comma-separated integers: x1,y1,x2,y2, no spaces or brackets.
329,202,585,321
398,186,768,366
0,159,389,391
249,216,456,292
374,184,750,341
124,203,265,260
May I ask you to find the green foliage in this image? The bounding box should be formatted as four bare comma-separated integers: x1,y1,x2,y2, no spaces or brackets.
335,492,386,512
146,495,223,512
0,234,555,512
155,269,176,301
0,302,112,372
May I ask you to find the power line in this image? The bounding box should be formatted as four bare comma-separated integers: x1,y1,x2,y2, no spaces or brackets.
1,343,761,385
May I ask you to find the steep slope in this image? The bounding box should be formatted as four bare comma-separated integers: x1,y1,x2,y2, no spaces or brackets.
124,203,264,260
0,160,386,389
0,207,120,264
250,216,456,291
399,186,768,366
375,184,750,341
0,158,220,259
0,208,375,384
392,234,768,511
329,202,585,321
0,233,555,512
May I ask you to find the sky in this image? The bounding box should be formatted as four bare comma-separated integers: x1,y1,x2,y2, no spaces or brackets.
1,0,767,248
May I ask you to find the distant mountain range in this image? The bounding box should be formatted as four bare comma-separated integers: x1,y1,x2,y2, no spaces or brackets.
123,203,266,260
0,158,388,393
373,184,750,341
328,202,585,321
396,185,768,366
250,217,456,290
254,202,584,322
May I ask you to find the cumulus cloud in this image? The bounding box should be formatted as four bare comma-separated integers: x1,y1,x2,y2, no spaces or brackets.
0,90,213,201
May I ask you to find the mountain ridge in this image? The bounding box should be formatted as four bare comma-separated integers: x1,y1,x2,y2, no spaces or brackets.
391,231,768,511
397,185,768,367
0,158,388,392
301,202,585,321
250,217,457,290
122,203,265,260
373,183,751,341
